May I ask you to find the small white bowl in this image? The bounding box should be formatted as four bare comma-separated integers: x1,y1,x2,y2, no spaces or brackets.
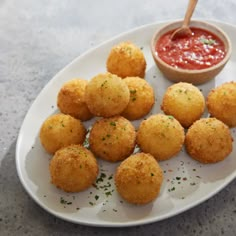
151,20,232,85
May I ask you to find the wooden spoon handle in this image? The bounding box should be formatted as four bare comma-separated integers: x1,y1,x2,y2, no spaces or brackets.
183,0,198,27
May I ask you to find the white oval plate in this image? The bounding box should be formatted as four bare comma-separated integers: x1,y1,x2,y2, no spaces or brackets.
16,20,236,227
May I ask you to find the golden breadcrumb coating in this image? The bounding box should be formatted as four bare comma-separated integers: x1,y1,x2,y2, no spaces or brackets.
106,42,146,78
161,82,205,128
39,114,86,154
207,81,236,127
57,79,93,121
185,118,233,163
115,152,163,204
50,144,98,192
85,72,130,117
89,116,136,162
137,114,185,161
122,77,155,120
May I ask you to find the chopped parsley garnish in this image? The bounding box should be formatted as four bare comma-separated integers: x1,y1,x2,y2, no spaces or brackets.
83,137,89,146
96,173,107,183
60,120,65,127
101,80,108,87
60,197,72,205
168,187,175,192
105,191,112,197
130,89,137,94
200,37,216,45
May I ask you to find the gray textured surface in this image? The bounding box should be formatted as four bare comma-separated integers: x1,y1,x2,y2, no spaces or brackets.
1,0,236,235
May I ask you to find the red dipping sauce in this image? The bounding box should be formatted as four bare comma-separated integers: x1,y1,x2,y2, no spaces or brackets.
155,27,226,70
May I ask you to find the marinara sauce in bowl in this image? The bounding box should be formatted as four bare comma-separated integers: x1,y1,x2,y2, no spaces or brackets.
151,20,232,85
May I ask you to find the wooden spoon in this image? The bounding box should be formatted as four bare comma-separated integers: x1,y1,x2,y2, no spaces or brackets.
171,0,198,40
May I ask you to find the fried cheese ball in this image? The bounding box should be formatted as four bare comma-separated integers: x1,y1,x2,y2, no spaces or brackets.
185,118,233,164
57,79,93,121
137,114,185,161
49,144,99,192
85,73,130,117
121,77,155,120
207,81,236,127
39,114,86,154
161,82,205,128
115,152,163,204
106,42,146,78
89,116,136,162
